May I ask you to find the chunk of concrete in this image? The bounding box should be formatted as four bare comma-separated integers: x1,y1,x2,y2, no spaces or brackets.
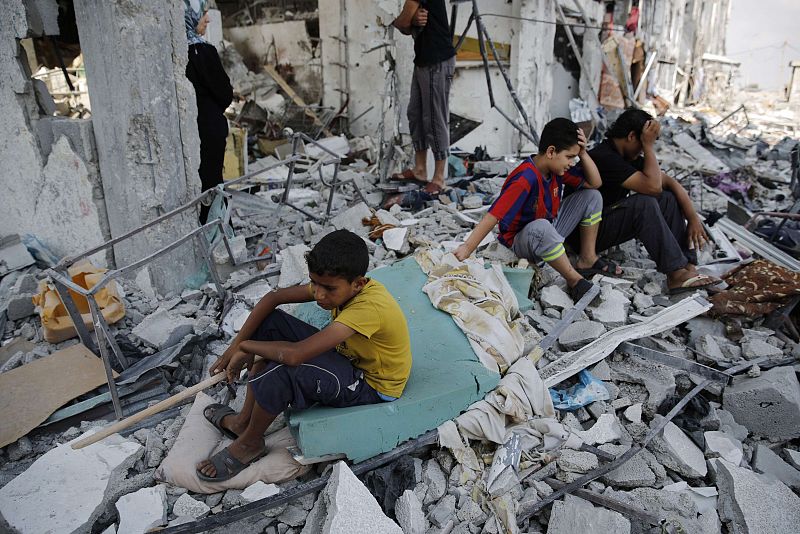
0,238,35,275
600,444,659,489
578,413,623,445
395,489,426,534
647,417,707,478
116,485,167,534
0,431,142,534
704,431,743,466
540,285,573,311
662,481,718,515
742,339,783,360
277,243,311,288
623,403,643,423
589,287,629,327
132,309,195,350
557,450,599,473
723,366,800,440
240,481,280,504
330,202,372,237
558,320,606,350
715,459,800,534
752,443,800,490
546,494,630,534
784,448,800,470
427,494,456,529
422,459,447,505
317,461,402,533
610,357,676,414
172,493,211,519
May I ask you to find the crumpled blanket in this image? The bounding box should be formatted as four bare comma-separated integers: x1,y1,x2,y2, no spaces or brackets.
710,259,800,317
455,357,556,444
415,248,535,373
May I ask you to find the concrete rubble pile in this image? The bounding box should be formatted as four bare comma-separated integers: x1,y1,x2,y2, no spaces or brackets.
2,91,800,533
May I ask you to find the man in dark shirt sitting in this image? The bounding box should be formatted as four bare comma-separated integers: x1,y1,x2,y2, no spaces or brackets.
392,0,457,194
567,109,718,294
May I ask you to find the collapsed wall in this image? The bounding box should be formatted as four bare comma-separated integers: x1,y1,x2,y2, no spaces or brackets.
0,0,110,266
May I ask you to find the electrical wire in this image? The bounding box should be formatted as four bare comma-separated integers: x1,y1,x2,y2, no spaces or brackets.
478,12,627,33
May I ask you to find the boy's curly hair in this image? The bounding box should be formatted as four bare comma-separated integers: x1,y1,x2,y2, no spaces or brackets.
306,229,369,282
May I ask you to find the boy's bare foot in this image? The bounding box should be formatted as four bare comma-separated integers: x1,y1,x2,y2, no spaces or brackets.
196,436,266,479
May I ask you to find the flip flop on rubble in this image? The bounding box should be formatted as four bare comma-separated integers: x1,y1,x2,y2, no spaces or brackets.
390,169,427,186
196,445,268,483
667,274,719,295
576,257,623,277
569,278,597,303
204,403,239,440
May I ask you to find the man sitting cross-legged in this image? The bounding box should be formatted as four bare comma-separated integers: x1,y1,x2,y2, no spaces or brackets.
197,230,412,482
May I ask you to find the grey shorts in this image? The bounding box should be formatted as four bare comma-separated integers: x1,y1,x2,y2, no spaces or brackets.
407,56,456,161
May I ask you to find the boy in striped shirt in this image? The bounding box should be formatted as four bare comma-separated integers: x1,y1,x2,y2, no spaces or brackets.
455,118,605,302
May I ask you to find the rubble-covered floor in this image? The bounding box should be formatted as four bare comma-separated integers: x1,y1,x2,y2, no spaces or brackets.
2,88,800,534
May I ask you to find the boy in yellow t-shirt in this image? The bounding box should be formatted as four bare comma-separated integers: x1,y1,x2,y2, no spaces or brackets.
197,230,412,482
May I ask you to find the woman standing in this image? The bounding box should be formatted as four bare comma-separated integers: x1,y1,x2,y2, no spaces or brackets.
185,0,233,223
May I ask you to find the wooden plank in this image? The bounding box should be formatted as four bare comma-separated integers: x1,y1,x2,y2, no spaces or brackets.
263,65,333,137
0,344,116,448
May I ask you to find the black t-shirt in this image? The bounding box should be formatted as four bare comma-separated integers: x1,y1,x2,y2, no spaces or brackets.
413,0,456,66
588,138,644,206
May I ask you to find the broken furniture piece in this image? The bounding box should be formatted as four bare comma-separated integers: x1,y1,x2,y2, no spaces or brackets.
46,189,233,419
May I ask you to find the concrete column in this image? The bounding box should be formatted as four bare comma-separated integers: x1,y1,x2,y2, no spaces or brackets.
512,0,555,150
574,0,604,106
74,0,202,294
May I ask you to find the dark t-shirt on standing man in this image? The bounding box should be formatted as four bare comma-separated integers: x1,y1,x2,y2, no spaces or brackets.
413,0,456,66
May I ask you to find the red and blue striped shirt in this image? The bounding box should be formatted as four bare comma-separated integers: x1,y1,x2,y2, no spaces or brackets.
488,158,585,247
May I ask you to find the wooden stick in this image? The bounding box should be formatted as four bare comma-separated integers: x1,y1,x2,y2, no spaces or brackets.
263,64,333,137
71,372,227,450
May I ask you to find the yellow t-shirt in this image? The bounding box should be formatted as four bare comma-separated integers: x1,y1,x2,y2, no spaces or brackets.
331,279,412,398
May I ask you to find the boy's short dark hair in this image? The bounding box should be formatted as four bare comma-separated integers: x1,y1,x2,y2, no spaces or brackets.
306,229,369,282
607,108,653,140
538,118,579,154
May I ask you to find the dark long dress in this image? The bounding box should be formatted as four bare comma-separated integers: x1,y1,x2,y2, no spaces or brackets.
186,42,233,222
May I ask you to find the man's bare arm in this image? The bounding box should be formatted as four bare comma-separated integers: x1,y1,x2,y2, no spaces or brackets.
393,0,422,34
621,120,663,195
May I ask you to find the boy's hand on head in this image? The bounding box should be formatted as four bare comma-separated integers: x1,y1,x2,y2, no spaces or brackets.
412,7,428,27
641,120,661,147
576,128,587,155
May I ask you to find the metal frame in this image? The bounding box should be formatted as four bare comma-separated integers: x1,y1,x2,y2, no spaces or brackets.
716,217,800,271
45,136,357,419
451,0,540,146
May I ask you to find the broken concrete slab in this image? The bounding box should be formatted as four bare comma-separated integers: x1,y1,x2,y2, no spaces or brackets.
316,462,402,533
540,285,573,311
428,494,456,529
541,295,711,387
715,459,800,534
578,413,623,445
240,481,280,504
784,448,800,470
704,431,743,466
557,450,599,474
752,443,800,490
278,243,311,288
647,416,707,478
395,489,426,534
0,431,142,534
588,287,629,327
116,484,167,534
559,320,606,351
609,356,676,414
600,444,660,489
172,493,211,519
662,481,718,515
131,309,194,350
723,366,800,440
0,235,36,276
330,202,372,237
741,338,783,360
546,494,631,534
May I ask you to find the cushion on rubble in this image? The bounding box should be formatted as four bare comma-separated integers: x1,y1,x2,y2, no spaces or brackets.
288,257,519,462
155,391,309,493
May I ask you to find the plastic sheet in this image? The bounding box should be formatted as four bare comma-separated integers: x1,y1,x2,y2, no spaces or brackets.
549,370,609,411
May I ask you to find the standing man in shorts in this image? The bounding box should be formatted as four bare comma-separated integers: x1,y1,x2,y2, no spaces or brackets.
392,0,456,194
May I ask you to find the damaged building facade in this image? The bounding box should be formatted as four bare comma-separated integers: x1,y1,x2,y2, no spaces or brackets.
3,1,800,534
